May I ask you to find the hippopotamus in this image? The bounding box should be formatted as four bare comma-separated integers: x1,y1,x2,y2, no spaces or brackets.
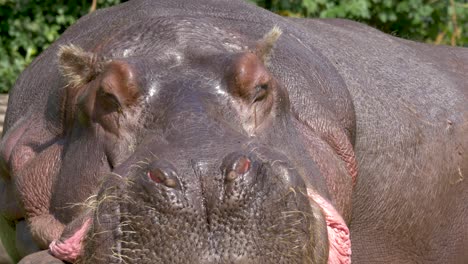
0,0,467,263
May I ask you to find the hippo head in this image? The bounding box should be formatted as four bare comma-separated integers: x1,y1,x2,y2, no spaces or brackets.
41,25,351,264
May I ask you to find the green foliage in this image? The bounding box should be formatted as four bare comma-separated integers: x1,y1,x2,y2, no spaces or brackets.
0,216,18,263
0,0,122,92
250,0,467,46
0,0,466,93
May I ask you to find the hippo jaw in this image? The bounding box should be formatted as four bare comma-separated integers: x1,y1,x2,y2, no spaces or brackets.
80,154,319,263
49,154,351,264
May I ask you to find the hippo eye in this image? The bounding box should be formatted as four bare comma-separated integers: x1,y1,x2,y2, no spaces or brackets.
253,84,268,103
97,88,122,112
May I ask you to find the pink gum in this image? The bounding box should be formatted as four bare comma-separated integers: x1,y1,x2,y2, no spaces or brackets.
49,218,91,263
308,189,352,264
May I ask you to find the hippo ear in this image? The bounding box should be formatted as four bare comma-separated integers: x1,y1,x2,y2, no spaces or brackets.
78,60,141,135
57,45,141,135
255,26,282,65
92,61,140,110
58,44,108,87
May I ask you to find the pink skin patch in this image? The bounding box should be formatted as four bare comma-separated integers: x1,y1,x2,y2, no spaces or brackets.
49,218,91,263
308,189,352,264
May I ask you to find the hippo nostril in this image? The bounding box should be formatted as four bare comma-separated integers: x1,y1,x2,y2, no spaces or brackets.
225,156,251,182
148,167,179,188
234,156,251,174
148,169,165,184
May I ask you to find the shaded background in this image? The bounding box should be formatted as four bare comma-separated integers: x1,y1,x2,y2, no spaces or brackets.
0,0,466,92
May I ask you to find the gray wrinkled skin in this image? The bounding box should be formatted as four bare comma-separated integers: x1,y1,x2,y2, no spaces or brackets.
83,150,316,263
1,0,467,263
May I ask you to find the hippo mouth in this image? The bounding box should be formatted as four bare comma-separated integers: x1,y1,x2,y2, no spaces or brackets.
49,154,351,264
49,190,351,264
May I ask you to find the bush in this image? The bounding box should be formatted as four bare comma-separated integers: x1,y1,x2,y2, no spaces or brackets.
0,0,466,93
0,0,122,93
249,0,467,45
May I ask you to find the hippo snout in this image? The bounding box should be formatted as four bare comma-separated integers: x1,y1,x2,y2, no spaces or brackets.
80,149,318,263
142,152,256,193
135,150,304,213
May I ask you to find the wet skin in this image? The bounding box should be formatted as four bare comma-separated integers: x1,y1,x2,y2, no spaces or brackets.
1,0,467,263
